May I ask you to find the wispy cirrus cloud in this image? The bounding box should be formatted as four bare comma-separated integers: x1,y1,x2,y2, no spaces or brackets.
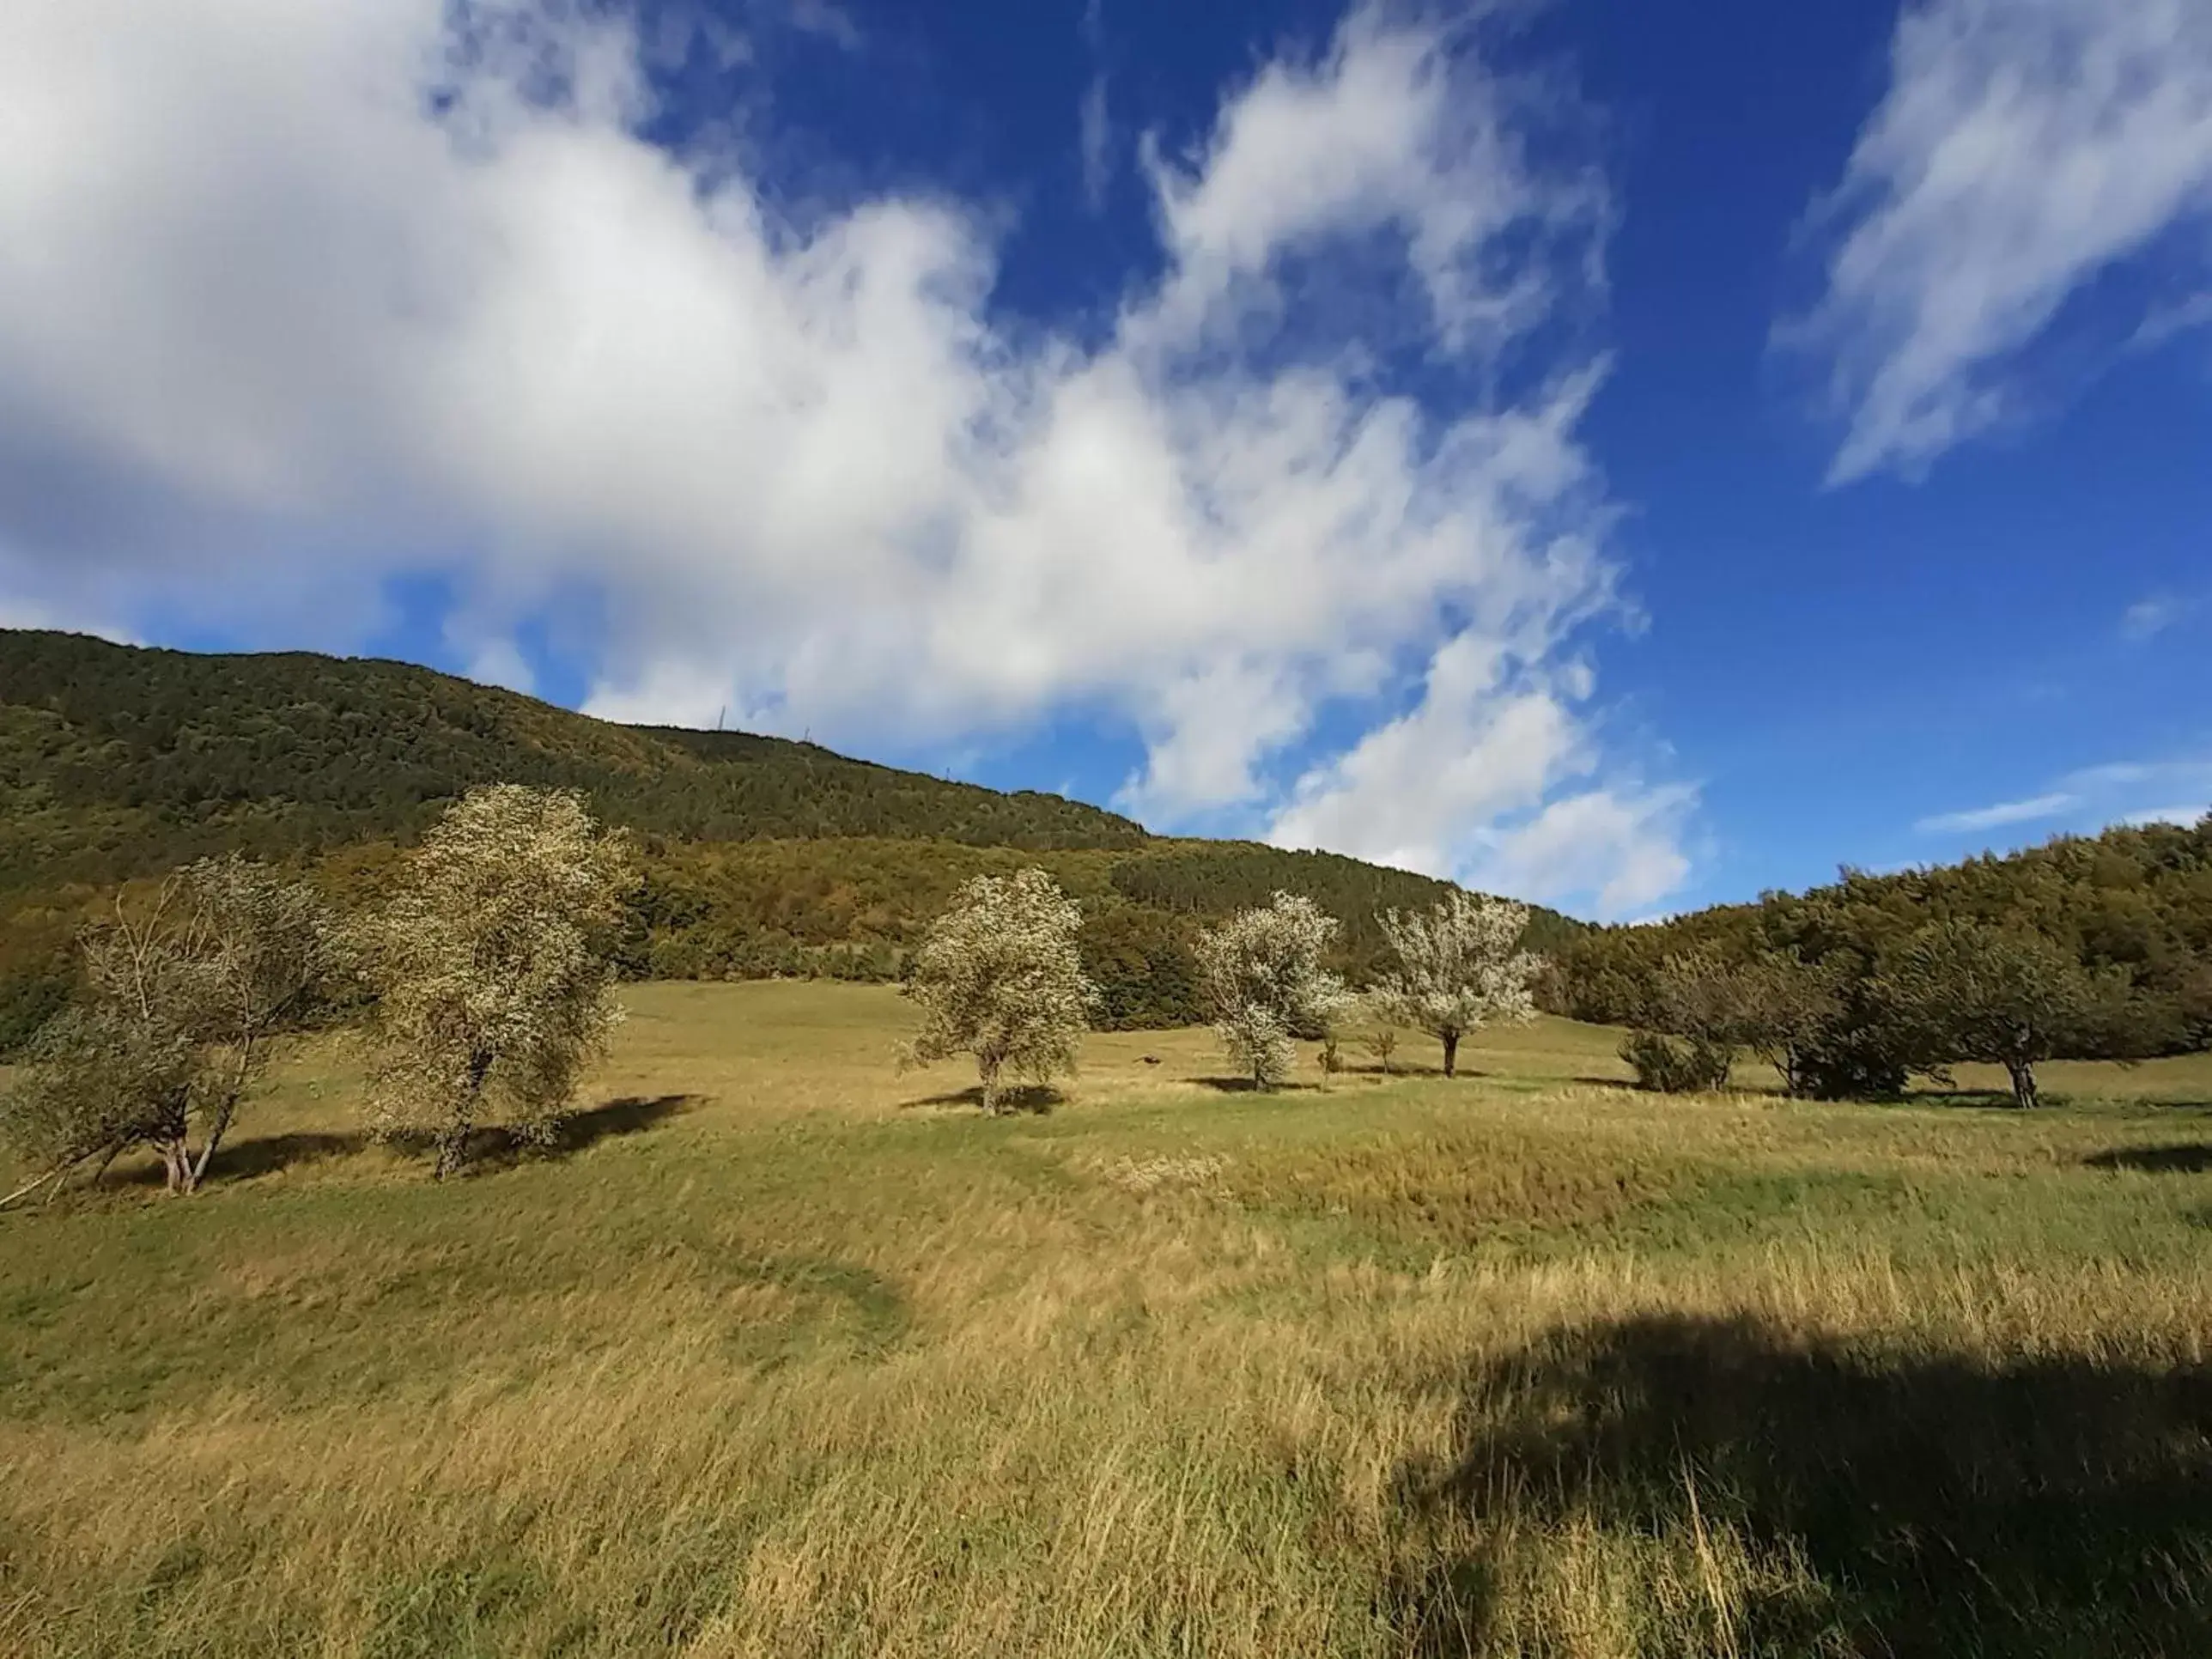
1079,0,1114,210
1914,793,2078,836
1917,757,2212,840
1789,0,2212,483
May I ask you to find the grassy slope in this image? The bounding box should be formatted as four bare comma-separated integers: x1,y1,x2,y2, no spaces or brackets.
5,987,2212,1657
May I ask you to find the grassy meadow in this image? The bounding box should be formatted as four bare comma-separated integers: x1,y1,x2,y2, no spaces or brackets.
5,982,2212,1656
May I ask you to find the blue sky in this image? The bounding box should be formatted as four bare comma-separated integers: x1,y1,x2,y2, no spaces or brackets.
1,0,2207,918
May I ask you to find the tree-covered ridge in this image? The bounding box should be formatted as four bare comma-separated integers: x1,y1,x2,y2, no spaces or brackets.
0,628,1147,892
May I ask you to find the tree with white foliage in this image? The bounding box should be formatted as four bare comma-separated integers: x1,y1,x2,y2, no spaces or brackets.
901,867,1097,1115
1374,890,1540,1078
1196,893,1350,1091
358,786,638,1177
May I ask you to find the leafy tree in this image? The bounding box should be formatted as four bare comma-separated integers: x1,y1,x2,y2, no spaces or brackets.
0,857,342,1198
900,867,1097,1115
1877,920,2133,1109
1374,892,1541,1077
1733,951,1842,1097
1195,893,1350,1090
358,786,638,1176
1079,905,1203,1029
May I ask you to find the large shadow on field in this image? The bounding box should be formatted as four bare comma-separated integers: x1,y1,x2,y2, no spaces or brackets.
1391,1315,2212,1656
121,1094,699,1186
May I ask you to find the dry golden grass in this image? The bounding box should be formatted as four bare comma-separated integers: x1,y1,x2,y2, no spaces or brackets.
4,983,2212,1656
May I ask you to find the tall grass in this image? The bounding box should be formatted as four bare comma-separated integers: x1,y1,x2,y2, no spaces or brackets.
3,984,2211,1656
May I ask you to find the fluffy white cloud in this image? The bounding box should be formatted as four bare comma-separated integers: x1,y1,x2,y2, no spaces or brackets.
1463,787,1695,920
1794,0,2212,482
0,0,1686,913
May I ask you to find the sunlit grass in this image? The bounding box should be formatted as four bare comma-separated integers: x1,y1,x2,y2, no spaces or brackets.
4,983,2212,1656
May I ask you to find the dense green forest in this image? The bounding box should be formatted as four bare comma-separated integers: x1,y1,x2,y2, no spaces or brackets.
1549,819,2212,1097
0,630,1576,1045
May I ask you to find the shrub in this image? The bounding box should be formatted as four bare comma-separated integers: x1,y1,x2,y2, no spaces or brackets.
1620,1030,1735,1094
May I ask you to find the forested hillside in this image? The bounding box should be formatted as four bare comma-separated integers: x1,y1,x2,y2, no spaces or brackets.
0,630,1578,1043
0,629,1146,890
1549,820,2212,1095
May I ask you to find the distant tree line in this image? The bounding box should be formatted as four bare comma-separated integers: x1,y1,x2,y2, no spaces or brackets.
1547,817,2212,1106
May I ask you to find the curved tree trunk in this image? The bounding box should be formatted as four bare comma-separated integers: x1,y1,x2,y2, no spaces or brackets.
1442,1030,1461,1079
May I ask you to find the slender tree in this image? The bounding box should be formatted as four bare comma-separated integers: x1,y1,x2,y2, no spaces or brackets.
900,867,1097,1115
1374,892,1540,1078
359,786,638,1176
1196,893,1349,1091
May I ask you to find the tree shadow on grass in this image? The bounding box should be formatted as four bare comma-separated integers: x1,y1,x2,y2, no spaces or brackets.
1389,1314,2212,1657
1192,1076,1329,1095
116,1094,698,1187
897,1085,1063,1115
1911,1087,2039,1110
2086,1143,2212,1174
431,1094,699,1171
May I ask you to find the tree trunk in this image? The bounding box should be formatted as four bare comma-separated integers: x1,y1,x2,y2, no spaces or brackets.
437,1054,493,1178
2004,1057,2040,1110
157,1138,191,1194
979,1054,1002,1116
434,1115,471,1180
1442,1030,1460,1079
187,1038,257,1194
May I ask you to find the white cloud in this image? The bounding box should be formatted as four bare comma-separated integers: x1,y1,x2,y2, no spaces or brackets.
1463,787,1696,920
2065,757,2212,796
1914,793,2078,835
0,0,1681,915
787,0,863,52
1792,0,2212,483
2121,595,2179,640
2118,804,2208,828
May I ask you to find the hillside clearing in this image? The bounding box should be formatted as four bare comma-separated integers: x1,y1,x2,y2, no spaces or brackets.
4,983,2212,1656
